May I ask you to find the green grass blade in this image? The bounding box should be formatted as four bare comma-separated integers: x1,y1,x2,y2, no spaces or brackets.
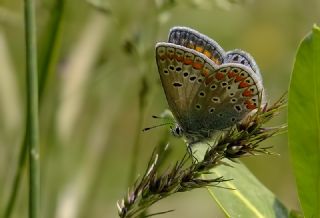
194,144,289,218
288,25,320,218
24,0,40,217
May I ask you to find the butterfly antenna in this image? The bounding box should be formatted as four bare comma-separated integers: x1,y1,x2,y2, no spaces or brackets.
142,123,173,132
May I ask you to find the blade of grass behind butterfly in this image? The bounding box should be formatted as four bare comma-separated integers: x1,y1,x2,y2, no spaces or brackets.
193,143,289,218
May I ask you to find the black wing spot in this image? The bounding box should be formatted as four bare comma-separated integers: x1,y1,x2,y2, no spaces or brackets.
234,105,242,112
198,78,203,83
231,98,237,103
210,84,217,90
176,66,182,72
233,68,239,73
227,86,231,90
209,108,215,113
221,82,228,87
231,117,236,122
183,72,189,77
195,104,201,110
173,82,183,87
199,91,205,97
163,69,169,74
218,113,223,117
230,92,235,97
169,65,175,70
240,72,246,76
241,60,246,64
220,68,227,73
190,76,197,81
211,97,220,103
233,55,239,61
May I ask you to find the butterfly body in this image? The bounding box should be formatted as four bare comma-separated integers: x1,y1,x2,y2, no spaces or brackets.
156,27,265,145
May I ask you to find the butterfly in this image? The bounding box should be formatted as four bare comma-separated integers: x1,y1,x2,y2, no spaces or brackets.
155,27,265,145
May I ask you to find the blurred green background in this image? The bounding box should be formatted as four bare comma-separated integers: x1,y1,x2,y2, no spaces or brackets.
0,0,319,217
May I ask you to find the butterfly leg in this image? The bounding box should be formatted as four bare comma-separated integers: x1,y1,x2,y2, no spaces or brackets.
186,142,199,163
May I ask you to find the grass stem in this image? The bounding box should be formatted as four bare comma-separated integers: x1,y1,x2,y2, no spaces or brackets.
24,0,40,217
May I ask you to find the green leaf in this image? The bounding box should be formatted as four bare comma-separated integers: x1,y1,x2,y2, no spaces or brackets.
288,24,320,218
194,144,289,218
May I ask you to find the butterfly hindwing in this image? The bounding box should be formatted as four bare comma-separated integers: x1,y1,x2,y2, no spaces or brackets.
188,64,263,133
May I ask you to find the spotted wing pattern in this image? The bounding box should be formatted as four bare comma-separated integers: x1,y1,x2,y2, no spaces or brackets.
156,42,263,137
168,27,225,65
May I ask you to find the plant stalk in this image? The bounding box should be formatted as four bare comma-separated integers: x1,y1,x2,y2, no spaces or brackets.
24,0,40,217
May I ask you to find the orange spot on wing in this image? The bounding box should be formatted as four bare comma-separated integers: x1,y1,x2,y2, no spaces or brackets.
175,55,184,62
242,89,252,97
159,55,166,60
193,62,203,70
195,46,204,52
239,81,250,88
168,54,174,60
184,58,193,65
202,68,209,77
205,76,214,85
235,75,245,82
244,100,256,110
215,72,225,80
227,71,237,78
203,50,212,58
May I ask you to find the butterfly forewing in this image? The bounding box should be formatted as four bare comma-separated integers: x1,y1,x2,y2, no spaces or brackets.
156,43,218,130
168,27,225,65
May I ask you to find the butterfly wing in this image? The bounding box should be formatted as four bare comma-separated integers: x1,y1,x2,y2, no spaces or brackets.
188,63,264,135
168,27,225,65
225,49,262,79
156,42,218,132
156,43,264,137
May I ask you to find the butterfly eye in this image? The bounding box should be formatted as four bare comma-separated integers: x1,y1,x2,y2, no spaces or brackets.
171,125,183,137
